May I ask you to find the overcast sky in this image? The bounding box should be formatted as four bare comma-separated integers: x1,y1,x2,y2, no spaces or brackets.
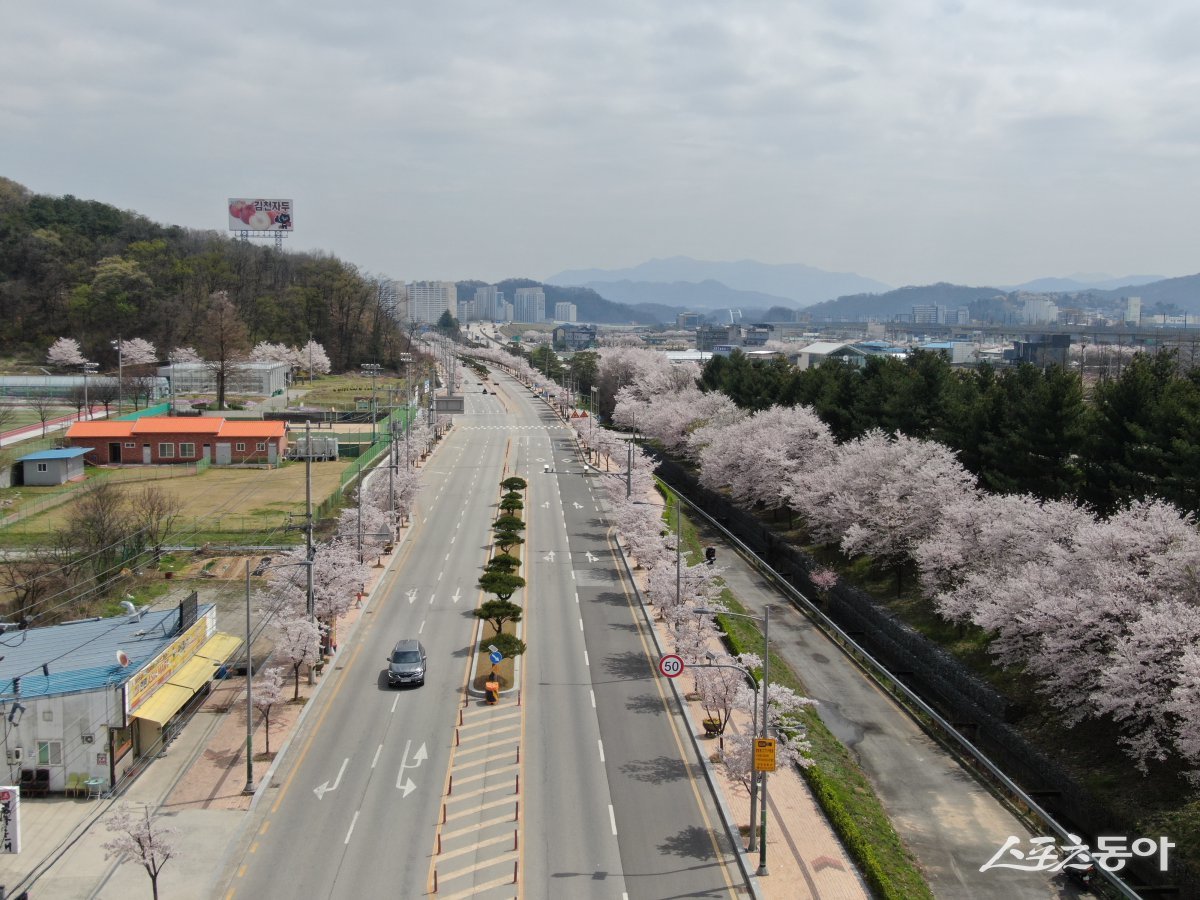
3,1,1198,290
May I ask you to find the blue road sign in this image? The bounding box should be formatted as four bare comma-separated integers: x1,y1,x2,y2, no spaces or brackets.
489,650,504,665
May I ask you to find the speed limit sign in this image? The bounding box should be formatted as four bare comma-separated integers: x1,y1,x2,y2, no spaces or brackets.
658,654,685,678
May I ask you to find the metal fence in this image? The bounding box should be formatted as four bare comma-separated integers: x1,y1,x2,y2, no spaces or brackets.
654,453,1191,899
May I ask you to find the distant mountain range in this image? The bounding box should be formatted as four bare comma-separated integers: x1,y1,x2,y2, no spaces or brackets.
548,256,890,307
485,258,1200,325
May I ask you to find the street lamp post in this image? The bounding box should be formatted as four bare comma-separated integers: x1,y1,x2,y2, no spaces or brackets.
695,604,772,874
112,337,123,414
81,361,98,420
362,363,381,444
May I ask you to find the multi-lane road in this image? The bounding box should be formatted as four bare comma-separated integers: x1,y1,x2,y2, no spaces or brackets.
218,368,746,898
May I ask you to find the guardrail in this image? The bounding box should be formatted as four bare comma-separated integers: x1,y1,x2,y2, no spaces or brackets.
660,480,1142,900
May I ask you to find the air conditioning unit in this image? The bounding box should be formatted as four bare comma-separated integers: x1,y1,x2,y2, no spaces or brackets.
81,733,95,744
6,748,22,764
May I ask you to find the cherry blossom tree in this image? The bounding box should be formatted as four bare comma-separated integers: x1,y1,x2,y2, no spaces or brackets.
1091,601,1200,769
310,540,368,637
274,611,322,700
250,341,291,364
47,336,87,367
699,404,834,511
102,803,178,900
252,666,285,754
119,337,158,365
1168,647,1200,779
170,346,201,363
718,680,815,796
300,339,331,376
793,430,976,589
338,494,391,563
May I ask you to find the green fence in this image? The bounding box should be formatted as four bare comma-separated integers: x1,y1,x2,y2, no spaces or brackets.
115,403,171,421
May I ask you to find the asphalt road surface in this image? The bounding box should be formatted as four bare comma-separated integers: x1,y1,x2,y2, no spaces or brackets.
219,369,745,899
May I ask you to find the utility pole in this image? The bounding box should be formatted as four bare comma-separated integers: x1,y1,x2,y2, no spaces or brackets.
305,421,315,622
243,560,255,794
626,440,632,499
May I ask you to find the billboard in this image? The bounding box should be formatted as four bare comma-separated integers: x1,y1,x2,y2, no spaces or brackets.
227,198,293,231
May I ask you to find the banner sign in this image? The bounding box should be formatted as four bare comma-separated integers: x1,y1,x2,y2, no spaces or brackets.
228,198,293,231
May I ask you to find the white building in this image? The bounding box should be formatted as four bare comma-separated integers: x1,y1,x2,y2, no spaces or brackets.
407,281,458,324
474,286,505,322
1124,296,1142,326
554,302,577,322
1021,297,1060,325
513,287,546,323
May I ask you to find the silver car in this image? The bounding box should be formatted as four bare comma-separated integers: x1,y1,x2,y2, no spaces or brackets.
386,639,427,687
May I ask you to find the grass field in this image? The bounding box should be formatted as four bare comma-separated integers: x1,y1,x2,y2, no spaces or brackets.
0,404,78,430
0,460,348,542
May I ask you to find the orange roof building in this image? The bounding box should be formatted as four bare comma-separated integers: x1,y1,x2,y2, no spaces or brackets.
65,417,287,466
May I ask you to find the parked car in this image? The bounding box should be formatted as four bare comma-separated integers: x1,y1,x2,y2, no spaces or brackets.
386,639,427,687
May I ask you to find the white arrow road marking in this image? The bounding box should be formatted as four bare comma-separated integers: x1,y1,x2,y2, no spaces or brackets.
543,550,555,563
406,589,417,604
451,587,461,604
541,501,550,508
573,501,583,509
397,777,417,798
314,758,349,800
585,551,599,563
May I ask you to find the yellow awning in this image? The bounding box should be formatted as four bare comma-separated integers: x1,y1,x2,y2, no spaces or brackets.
168,655,219,691
131,683,193,727
196,632,243,663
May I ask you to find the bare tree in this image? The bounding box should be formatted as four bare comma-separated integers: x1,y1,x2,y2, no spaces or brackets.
68,482,136,586
0,549,74,624
133,485,181,564
195,290,251,411
102,803,178,900
28,393,58,436
91,377,119,416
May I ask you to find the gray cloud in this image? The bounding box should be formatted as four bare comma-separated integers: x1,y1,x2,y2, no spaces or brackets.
1,0,1197,286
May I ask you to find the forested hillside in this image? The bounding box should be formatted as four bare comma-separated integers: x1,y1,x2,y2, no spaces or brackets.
0,178,406,370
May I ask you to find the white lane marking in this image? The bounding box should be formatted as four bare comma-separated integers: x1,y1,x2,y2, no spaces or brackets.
345,810,360,844
437,571,443,581
583,650,589,666
430,592,437,604
450,536,455,544
579,617,584,631
391,695,399,714
445,553,450,561
313,757,349,800
372,744,383,769
590,689,596,708
598,740,605,763
571,570,576,581
575,592,579,604
418,619,426,634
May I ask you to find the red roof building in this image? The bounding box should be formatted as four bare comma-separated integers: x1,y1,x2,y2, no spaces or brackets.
65,418,287,466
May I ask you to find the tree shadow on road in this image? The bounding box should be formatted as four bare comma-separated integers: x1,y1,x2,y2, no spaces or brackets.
621,754,695,784
658,824,723,861
603,649,653,681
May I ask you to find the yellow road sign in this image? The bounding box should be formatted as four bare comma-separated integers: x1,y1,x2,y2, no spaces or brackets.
753,738,776,772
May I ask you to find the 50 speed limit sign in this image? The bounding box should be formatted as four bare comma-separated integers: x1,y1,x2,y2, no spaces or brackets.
658,654,685,678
